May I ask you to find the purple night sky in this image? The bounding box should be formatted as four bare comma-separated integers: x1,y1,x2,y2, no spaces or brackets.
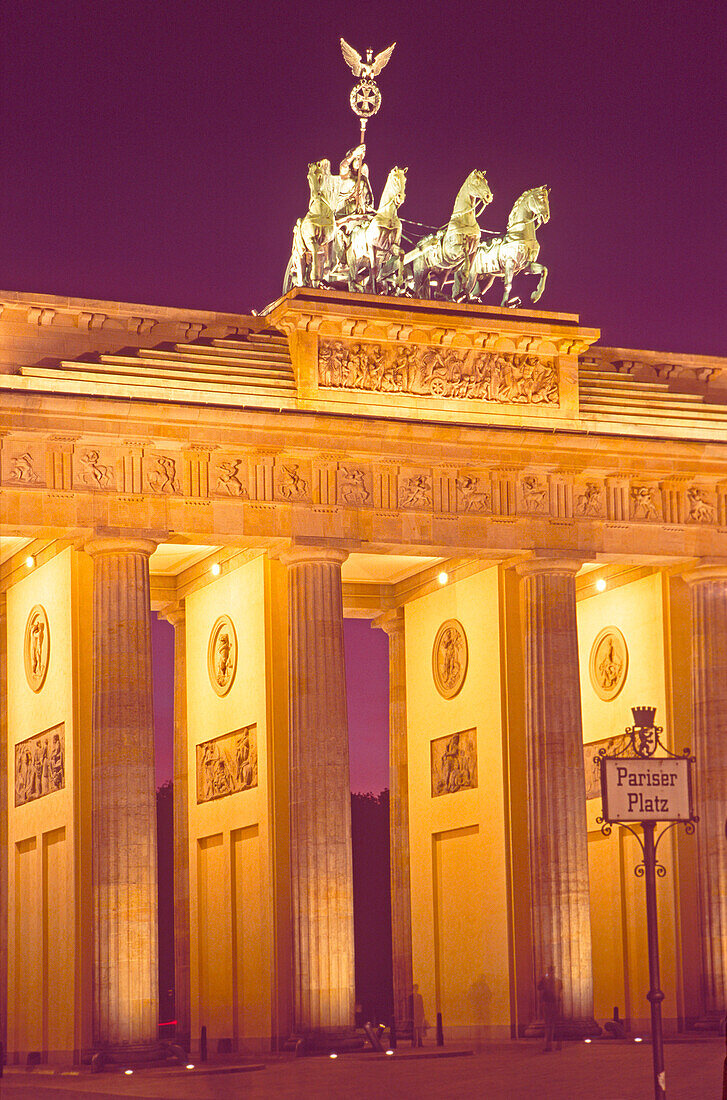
3,1,725,789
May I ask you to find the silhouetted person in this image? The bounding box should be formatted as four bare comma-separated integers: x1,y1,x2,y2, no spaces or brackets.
410,984,425,1048
538,965,562,1052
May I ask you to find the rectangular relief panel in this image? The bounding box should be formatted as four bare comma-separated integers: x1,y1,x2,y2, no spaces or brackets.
15,723,65,807
430,728,478,797
196,724,257,804
583,733,633,800
319,339,559,406
231,826,266,1045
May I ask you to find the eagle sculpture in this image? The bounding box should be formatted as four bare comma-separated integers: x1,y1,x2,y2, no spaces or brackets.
340,39,396,82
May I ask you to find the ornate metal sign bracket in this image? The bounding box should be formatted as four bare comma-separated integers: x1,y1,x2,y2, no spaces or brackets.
597,706,698,1100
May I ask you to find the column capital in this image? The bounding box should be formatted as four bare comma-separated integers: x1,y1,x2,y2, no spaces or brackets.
515,551,585,578
158,601,185,628
280,541,349,568
681,558,727,585
372,607,405,636
85,535,158,558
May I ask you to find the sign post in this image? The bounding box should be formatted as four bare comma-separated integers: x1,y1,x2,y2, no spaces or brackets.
598,707,697,1100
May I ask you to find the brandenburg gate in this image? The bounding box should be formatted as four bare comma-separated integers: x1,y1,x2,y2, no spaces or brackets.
0,39,725,1064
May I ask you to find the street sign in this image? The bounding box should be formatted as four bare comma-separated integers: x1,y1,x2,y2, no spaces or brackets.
601,756,694,823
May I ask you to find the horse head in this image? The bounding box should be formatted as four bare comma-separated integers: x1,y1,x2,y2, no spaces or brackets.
307,159,330,195
508,186,550,229
380,166,407,209
466,169,493,208
530,186,550,225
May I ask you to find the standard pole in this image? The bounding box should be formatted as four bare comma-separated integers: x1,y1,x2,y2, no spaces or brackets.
642,822,666,1100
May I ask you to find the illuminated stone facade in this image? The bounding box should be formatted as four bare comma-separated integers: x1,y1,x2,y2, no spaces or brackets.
1,286,726,1058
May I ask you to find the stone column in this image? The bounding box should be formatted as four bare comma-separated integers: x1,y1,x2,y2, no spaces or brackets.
517,556,597,1032
683,565,727,1019
162,604,190,1048
374,608,413,1028
0,593,7,1056
281,545,355,1038
85,537,159,1055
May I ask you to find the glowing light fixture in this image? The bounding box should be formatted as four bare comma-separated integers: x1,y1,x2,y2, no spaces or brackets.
211,562,221,576
634,1036,643,1042
25,555,35,568
437,571,448,585
329,1052,338,1059
584,1038,592,1044
596,577,606,592
186,1063,195,1069
385,1049,394,1056
124,1068,134,1075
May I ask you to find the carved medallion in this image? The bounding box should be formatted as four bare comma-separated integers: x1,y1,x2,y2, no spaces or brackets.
207,615,238,696
431,728,478,796
589,626,629,701
15,723,65,806
432,619,468,699
24,605,50,693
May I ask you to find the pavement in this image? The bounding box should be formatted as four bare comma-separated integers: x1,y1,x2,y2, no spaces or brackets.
0,1038,723,1100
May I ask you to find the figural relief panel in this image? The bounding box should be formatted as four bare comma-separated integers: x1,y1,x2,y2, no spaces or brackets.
432,619,468,699
275,461,310,502
456,474,491,512
75,448,115,490
196,724,258,803
399,474,433,510
687,486,716,523
337,466,371,506
15,723,65,806
207,615,237,697
583,732,634,799
24,605,50,693
431,728,478,797
145,454,180,494
318,339,559,405
4,449,44,486
630,485,660,521
214,458,249,497
588,626,629,702
574,482,604,517
520,475,548,513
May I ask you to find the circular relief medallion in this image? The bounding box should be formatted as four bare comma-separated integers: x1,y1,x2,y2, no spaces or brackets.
432,619,468,700
589,626,629,702
24,605,50,693
207,615,238,697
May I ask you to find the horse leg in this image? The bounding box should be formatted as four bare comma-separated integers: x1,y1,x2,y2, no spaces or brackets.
500,263,515,307
477,274,495,301
530,262,548,303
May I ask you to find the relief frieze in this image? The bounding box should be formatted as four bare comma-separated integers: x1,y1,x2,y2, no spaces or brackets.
337,466,371,506
318,339,559,405
146,455,180,494
575,482,603,517
456,475,491,512
399,474,432,510
15,723,65,807
431,728,478,797
196,724,258,803
78,448,114,489
215,458,248,497
8,451,42,484
687,487,715,523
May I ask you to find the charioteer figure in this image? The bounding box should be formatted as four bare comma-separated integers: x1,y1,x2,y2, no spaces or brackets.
326,143,374,217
